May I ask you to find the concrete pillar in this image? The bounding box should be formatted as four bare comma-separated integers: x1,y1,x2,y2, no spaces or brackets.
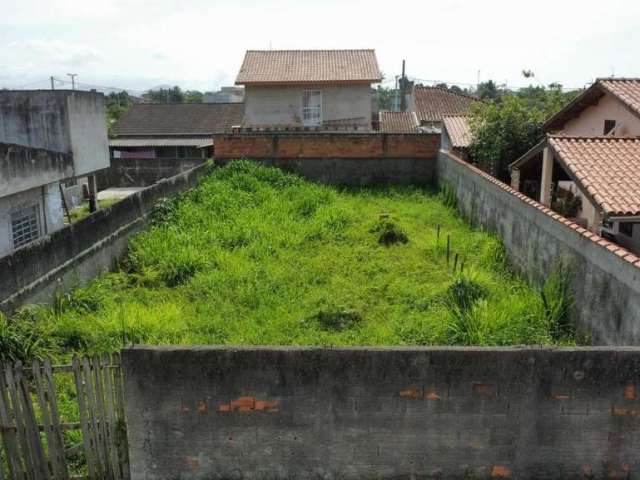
539,146,553,206
88,174,99,213
511,169,521,191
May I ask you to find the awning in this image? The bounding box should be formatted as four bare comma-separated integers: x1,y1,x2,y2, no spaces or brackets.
109,137,213,148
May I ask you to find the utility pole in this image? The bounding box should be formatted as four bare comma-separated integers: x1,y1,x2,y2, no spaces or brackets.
399,60,406,112
67,73,78,90
50,76,55,90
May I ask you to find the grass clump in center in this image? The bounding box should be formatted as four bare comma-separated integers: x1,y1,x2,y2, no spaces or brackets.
370,216,409,245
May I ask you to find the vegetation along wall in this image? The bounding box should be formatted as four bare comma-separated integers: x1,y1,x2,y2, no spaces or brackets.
437,150,640,345
214,133,440,185
123,346,640,480
0,163,213,313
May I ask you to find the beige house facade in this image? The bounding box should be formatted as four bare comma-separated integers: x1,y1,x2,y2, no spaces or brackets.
235,50,382,131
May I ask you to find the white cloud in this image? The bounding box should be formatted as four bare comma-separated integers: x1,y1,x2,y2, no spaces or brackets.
0,0,638,92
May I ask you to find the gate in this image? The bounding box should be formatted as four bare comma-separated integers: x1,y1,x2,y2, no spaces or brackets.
0,355,129,479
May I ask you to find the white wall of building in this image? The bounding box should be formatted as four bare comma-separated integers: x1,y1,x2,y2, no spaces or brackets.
0,183,64,257
563,94,640,137
244,84,373,129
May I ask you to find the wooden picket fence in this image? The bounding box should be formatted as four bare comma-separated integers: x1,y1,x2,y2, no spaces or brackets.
0,354,129,480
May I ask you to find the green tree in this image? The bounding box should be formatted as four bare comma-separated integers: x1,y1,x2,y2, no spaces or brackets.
184,90,204,103
475,80,504,102
145,86,184,103
105,91,133,136
375,85,396,110
469,85,580,182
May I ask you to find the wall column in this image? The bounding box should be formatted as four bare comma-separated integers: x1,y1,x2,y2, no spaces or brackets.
88,175,99,213
539,146,554,206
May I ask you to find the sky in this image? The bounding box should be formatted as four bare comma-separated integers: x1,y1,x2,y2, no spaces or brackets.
1,0,639,94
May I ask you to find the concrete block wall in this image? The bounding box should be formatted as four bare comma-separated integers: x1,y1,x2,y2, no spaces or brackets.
214,133,440,186
96,157,205,189
0,163,213,312
123,346,640,480
437,150,640,345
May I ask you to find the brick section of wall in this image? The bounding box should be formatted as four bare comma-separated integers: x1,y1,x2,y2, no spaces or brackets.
0,163,213,311
215,135,275,159
437,150,640,344
123,346,640,480
213,133,440,160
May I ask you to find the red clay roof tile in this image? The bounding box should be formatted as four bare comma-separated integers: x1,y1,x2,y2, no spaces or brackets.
378,111,419,133
235,50,382,85
412,86,478,123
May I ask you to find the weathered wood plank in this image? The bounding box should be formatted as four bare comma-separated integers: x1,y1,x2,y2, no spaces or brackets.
101,354,121,480
14,363,49,479
5,364,35,480
0,365,23,480
81,357,104,478
111,354,129,480
91,356,113,480
71,357,95,480
43,358,69,480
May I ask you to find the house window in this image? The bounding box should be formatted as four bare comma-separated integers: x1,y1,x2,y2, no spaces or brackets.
302,90,322,126
603,119,616,135
619,222,636,238
11,204,41,249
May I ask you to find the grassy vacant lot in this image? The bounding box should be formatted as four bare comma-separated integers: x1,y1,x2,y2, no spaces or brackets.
2,161,577,361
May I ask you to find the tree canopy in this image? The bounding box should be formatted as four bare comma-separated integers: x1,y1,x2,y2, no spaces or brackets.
469,84,580,182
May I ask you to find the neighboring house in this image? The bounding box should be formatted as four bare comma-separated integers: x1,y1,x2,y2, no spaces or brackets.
441,115,473,161
235,49,382,130
203,87,245,104
510,78,640,252
107,103,244,186
0,90,109,257
378,111,420,133
408,85,478,131
543,78,640,137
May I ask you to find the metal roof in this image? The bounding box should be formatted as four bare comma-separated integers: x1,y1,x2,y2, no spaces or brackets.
109,137,212,148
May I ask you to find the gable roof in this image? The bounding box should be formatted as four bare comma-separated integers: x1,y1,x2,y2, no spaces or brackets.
543,78,640,132
235,50,382,86
548,136,640,217
112,103,244,137
442,115,472,148
411,86,478,123
378,111,419,133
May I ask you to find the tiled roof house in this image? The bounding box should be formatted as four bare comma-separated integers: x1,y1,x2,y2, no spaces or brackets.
378,111,419,133
441,115,473,159
510,77,640,253
409,86,478,127
235,49,382,130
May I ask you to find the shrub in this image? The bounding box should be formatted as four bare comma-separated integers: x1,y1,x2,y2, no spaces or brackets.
150,197,178,226
370,217,409,245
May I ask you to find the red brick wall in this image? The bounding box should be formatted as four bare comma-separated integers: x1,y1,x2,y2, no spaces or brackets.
213,133,440,160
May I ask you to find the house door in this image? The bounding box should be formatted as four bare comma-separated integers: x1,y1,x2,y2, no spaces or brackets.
302,90,322,126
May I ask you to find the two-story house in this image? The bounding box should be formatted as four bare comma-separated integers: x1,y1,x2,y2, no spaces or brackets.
0,90,109,257
235,49,382,130
510,78,640,253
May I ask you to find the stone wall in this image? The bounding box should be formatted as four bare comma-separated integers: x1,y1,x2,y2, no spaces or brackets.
0,163,213,312
214,133,440,186
123,346,640,480
437,150,640,345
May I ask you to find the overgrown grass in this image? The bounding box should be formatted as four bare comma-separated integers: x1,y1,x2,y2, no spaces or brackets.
66,198,121,223
3,160,581,360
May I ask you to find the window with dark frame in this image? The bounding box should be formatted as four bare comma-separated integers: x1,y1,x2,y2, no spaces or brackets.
11,204,41,249
619,222,636,238
603,119,616,135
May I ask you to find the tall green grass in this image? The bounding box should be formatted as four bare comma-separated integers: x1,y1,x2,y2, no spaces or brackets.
3,160,580,360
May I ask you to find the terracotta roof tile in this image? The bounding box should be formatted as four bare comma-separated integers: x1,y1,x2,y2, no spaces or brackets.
412,86,478,123
378,111,419,133
442,115,472,148
598,78,640,117
548,136,640,217
112,103,244,136
235,50,382,85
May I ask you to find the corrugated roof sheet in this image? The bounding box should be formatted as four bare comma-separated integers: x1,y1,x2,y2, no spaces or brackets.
109,137,212,148
548,136,640,217
598,78,640,117
112,103,244,136
378,111,419,133
235,50,382,85
412,86,478,123
442,115,472,148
